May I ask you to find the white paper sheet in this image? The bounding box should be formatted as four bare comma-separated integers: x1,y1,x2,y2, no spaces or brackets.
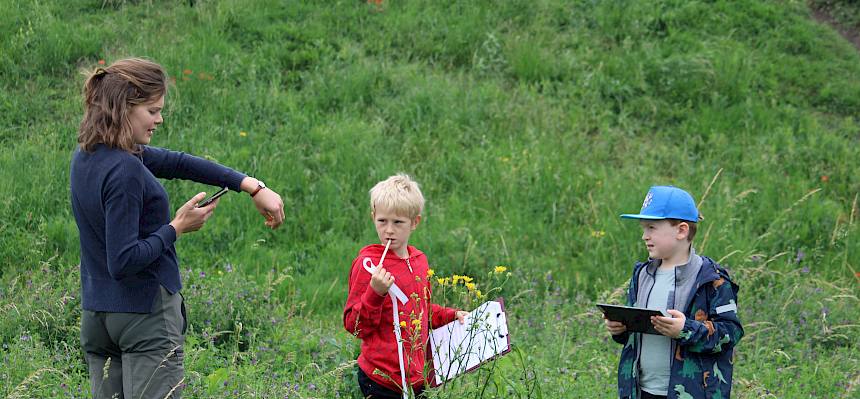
430,300,510,385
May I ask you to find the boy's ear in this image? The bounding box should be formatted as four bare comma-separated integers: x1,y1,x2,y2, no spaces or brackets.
676,222,690,240
412,215,421,230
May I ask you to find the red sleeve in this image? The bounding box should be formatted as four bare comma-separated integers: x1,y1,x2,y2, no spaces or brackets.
343,257,387,339
430,299,459,329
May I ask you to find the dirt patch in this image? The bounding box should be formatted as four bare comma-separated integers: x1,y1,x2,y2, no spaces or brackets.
809,3,860,51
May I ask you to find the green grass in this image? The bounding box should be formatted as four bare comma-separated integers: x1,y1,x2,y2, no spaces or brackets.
1,0,859,397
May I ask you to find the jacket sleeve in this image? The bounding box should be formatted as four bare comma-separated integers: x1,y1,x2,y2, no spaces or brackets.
103,160,176,280
430,304,458,328
343,257,387,339
676,277,744,354
141,146,246,190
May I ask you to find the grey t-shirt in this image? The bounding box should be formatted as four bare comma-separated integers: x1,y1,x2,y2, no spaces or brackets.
638,268,674,395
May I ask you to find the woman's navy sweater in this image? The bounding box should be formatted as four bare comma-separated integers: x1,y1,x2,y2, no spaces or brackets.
70,144,245,313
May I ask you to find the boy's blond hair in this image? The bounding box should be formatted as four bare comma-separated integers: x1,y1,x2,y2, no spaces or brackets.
369,173,424,219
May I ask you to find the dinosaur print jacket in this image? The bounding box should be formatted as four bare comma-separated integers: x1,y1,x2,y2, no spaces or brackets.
612,256,744,399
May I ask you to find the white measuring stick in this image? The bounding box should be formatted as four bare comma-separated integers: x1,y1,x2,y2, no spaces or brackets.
362,239,410,398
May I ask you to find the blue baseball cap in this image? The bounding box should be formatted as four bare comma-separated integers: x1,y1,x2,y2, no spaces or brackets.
620,186,699,222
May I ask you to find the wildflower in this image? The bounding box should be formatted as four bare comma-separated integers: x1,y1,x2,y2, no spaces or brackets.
436,278,446,286
590,230,606,238
199,271,206,278
476,290,484,299
821,175,829,182
412,319,421,326
183,69,193,75
462,276,474,283
493,266,507,274
399,321,407,327
240,131,248,137
452,275,461,284
427,268,435,277
465,282,476,291
97,59,105,65
795,250,805,264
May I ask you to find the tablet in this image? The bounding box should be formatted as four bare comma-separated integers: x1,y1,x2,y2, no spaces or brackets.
597,303,670,335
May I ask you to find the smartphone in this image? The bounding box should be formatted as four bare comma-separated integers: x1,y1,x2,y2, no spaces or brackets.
196,187,229,208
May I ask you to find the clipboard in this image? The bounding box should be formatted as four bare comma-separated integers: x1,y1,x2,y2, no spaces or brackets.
596,303,670,335
429,298,511,386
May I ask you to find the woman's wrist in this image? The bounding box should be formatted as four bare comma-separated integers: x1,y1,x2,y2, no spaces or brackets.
240,176,261,195
169,220,183,238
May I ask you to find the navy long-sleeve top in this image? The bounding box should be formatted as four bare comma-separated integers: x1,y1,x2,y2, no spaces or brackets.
70,144,246,313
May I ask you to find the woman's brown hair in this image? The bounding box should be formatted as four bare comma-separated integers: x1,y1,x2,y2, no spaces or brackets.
78,57,168,153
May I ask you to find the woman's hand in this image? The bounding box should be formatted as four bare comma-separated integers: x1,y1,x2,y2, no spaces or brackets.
252,188,285,229
241,177,285,229
455,310,468,324
170,192,219,238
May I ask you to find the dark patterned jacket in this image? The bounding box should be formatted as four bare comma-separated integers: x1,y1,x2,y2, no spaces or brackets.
612,256,743,399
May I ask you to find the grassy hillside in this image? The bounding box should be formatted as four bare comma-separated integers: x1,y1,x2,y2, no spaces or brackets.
1,0,858,397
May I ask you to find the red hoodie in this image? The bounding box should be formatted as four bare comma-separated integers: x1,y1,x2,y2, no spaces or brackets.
343,244,458,392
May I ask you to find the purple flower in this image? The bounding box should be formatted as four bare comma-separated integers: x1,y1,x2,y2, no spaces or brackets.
795,250,805,263
199,271,206,278
801,267,809,274
225,263,233,273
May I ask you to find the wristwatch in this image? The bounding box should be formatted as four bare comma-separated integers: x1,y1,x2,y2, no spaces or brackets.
249,180,266,197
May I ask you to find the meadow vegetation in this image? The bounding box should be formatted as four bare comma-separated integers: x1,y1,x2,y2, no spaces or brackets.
1,0,858,397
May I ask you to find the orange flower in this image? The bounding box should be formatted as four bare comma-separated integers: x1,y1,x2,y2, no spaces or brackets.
97,59,105,65
183,69,193,75
821,175,829,183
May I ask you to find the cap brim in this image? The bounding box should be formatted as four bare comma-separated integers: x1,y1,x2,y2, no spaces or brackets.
620,214,665,220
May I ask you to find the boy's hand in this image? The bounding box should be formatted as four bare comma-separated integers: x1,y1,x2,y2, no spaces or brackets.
455,310,468,324
603,315,627,335
652,309,685,338
370,266,394,296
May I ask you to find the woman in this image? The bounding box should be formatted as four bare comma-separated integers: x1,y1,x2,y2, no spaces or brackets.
70,57,285,398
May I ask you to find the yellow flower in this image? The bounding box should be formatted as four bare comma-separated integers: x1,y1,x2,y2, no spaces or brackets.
465,282,476,291
399,321,406,327
462,276,474,283
493,266,507,274
239,131,248,137
436,278,446,285
411,319,421,326
590,230,606,238
452,275,461,284
476,290,484,298
427,269,435,277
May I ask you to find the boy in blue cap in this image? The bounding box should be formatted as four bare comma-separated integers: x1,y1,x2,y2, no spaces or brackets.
605,186,743,399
